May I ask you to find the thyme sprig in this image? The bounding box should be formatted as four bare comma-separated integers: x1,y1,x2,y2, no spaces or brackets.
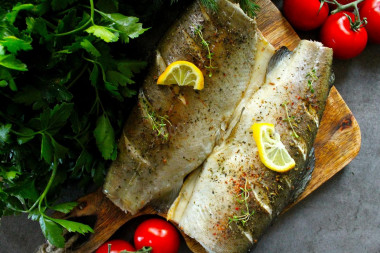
140,92,171,140
282,103,299,139
229,179,255,226
194,25,216,78
306,69,317,93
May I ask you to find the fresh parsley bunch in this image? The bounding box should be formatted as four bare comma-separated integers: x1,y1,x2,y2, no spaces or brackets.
0,0,148,247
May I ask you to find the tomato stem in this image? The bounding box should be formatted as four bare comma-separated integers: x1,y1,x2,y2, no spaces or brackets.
329,0,365,14
322,0,367,31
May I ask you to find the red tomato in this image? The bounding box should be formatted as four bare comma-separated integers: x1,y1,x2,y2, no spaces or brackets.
134,218,180,253
283,0,329,31
96,239,135,253
320,12,368,59
360,0,380,44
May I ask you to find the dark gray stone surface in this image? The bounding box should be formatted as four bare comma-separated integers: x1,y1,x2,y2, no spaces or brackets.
1,1,379,253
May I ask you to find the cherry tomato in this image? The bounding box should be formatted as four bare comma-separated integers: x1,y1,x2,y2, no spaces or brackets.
360,0,380,44
134,218,180,253
320,11,368,59
96,239,135,253
283,0,329,31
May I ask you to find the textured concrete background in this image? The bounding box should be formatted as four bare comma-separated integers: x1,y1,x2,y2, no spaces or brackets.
1,1,379,252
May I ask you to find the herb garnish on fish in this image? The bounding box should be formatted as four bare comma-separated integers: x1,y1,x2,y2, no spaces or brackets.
282,102,300,138
229,179,255,226
306,68,318,93
194,25,216,77
140,91,171,141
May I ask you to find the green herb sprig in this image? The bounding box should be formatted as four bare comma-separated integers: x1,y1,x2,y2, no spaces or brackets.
194,25,215,78
140,92,171,141
237,0,260,18
229,179,255,226
306,69,317,93
282,103,300,139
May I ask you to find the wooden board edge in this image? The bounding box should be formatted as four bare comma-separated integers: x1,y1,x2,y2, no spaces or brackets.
256,0,300,50
286,87,361,210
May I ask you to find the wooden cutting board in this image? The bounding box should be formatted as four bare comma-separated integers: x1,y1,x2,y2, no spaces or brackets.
57,1,361,252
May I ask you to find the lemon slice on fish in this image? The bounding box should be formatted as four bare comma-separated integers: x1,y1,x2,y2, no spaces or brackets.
251,123,295,173
157,61,204,90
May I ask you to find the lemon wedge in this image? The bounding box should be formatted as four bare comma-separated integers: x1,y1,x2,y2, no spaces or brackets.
157,61,204,90
251,123,295,172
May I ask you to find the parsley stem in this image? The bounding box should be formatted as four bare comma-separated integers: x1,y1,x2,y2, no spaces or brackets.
38,157,58,213
10,129,36,137
55,18,91,37
6,205,28,213
94,86,106,114
89,0,95,25
81,58,107,115
26,197,41,213
41,18,56,30
25,155,59,214
67,64,89,89
55,0,95,36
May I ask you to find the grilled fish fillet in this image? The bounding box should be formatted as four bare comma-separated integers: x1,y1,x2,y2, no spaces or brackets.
168,41,333,253
104,0,269,214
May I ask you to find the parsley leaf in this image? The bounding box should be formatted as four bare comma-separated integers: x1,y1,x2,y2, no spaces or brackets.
85,25,119,43
98,12,149,43
80,39,101,57
93,114,116,160
41,134,54,164
0,124,12,144
6,179,39,202
38,103,74,134
49,217,94,234
50,202,78,214
0,54,27,71
1,36,32,54
39,217,65,248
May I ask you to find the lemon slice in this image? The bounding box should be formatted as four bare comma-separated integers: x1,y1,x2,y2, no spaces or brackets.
157,61,204,90
251,123,295,172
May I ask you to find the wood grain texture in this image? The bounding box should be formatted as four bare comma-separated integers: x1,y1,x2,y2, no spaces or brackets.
287,86,361,209
256,0,300,50
62,1,361,252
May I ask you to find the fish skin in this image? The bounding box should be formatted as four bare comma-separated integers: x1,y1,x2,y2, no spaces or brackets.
104,0,264,214
168,40,333,253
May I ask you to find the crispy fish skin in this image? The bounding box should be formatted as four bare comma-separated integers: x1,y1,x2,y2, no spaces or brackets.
104,0,263,214
169,41,333,253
